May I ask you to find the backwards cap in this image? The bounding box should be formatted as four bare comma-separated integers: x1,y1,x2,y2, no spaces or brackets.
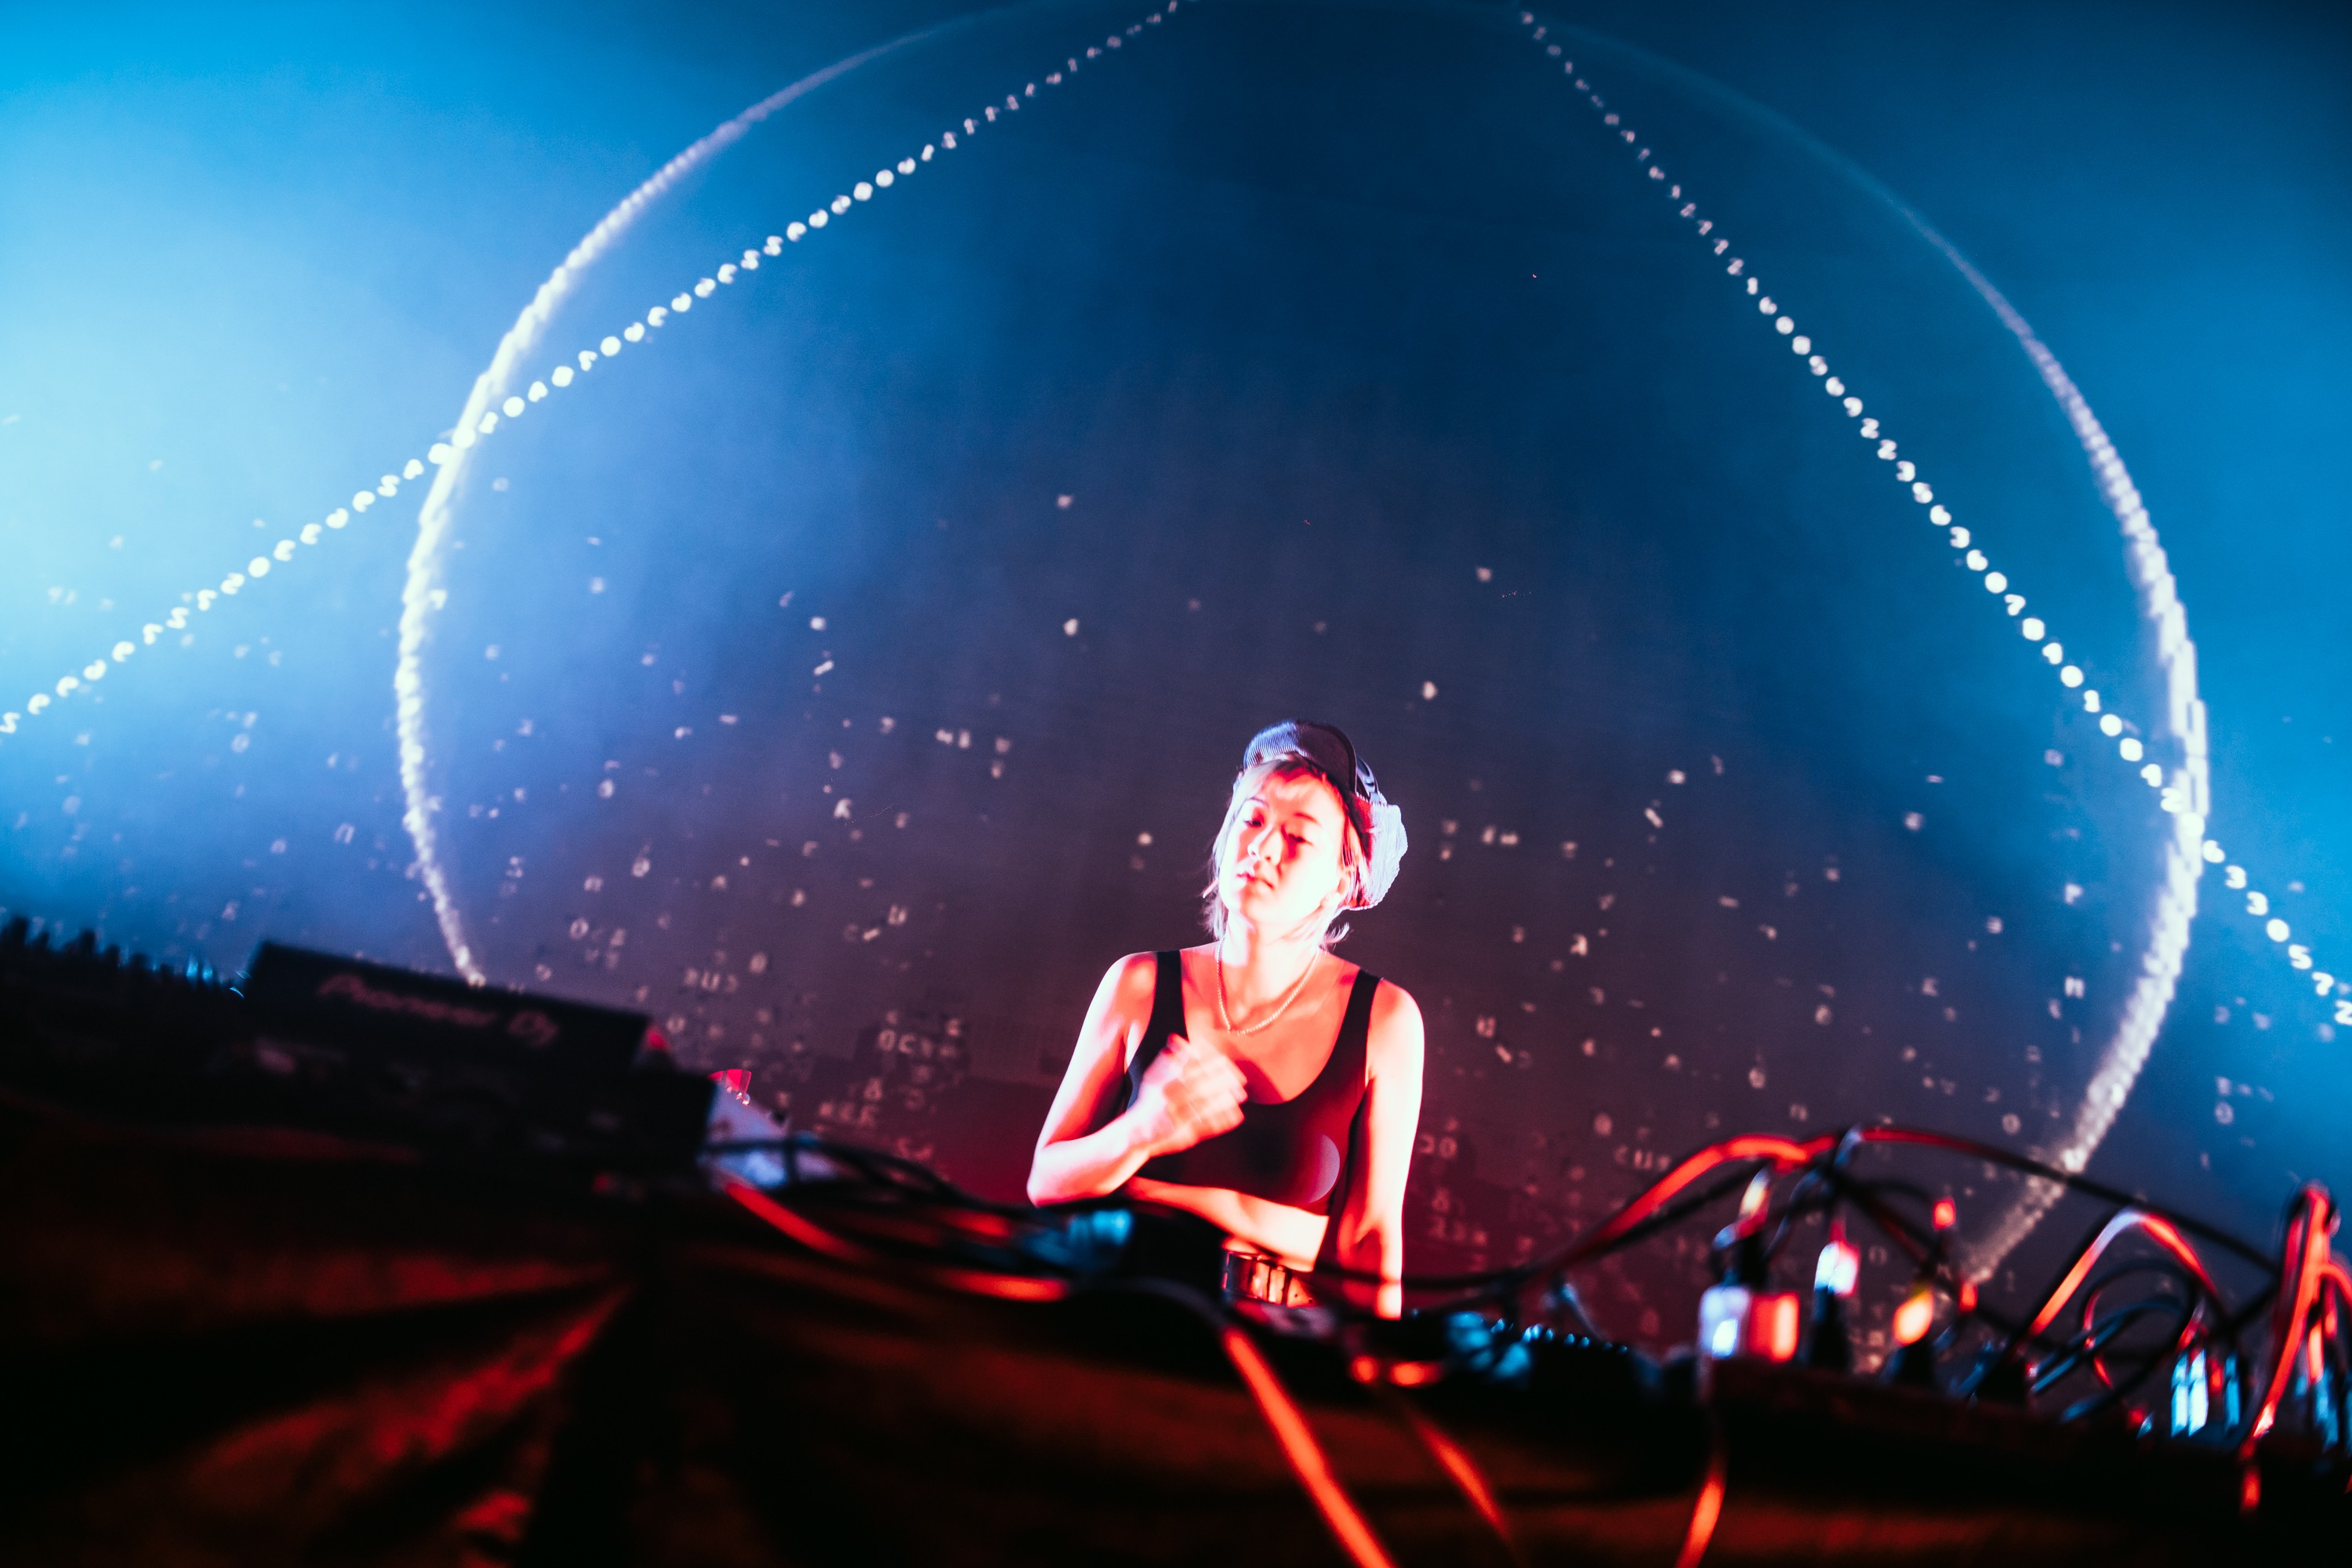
1240,720,1407,910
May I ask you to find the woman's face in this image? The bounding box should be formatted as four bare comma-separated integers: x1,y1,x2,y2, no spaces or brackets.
1218,768,1352,941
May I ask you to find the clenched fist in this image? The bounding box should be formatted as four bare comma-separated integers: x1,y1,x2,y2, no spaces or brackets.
1128,1030,1247,1159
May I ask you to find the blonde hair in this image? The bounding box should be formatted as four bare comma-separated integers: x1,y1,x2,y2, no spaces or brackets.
1201,759,1368,949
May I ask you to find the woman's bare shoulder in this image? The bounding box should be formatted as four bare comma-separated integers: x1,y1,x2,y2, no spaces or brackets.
1365,978,1425,1068
1092,951,1163,1013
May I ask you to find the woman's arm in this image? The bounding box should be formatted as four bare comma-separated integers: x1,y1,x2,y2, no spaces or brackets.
1327,980,1426,1317
1027,954,1244,1206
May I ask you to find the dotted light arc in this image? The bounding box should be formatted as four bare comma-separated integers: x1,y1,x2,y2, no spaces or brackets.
1516,9,2206,1272
395,5,1158,982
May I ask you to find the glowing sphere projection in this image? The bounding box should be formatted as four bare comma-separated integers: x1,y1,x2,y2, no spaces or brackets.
9,0,2211,1354
388,0,2198,1336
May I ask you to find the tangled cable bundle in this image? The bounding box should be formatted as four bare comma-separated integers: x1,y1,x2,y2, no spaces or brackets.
708,1119,2348,1564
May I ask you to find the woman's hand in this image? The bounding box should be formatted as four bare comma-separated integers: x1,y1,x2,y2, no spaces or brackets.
1127,1031,1246,1159
1029,959,1247,1205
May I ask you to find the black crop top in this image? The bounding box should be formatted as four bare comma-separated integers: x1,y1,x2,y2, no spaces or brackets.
1116,950,1379,1218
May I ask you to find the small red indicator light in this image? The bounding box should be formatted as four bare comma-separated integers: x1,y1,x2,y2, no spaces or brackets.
1893,1285,1936,1346
1765,1294,1800,1361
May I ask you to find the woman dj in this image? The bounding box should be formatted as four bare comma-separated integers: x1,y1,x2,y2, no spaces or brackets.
1028,721,1424,1315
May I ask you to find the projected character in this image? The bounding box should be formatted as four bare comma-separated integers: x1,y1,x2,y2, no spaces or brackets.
1029,721,1422,1315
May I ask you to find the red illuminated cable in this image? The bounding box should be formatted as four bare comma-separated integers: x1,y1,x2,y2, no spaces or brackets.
2125,1213,2225,1301
1317,1120,2261,1304
2242,1184,2335,1459
1221,1326,1399,1568
721,1171,878,1266
2073,1278,2201,1391
719,1174,1070,1302
2321,1258,2352,1317
1396,1407,1518,1564
1356,1377,1522,1566
2018,1208,2223,1348
1673,1421,1728,1568
1570,1134,1828,1259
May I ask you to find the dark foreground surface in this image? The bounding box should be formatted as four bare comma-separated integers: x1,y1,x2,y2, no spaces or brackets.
5,1071,2345,1567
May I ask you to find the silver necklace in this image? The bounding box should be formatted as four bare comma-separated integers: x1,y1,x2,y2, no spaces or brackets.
1215,948,1319,1036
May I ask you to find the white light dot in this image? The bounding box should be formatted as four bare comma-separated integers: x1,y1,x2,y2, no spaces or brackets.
2060,665,2084,688
809,616,826,630
2268,918,2292,942
624,322,645,343
786,221,807,241
2100,713,2123,736
601,336,622,355
1791,336,1810,354
1062,618,1080,637
1965,550,1987,572
829,196,851,216
1984,572,2008,593
1776,316,1795,335
528,381,547,401
1421,681,1439,700
874,169,894,187
428,443,454,464
898,158,916,175
695,278,717,297
552,365,574,387
2119,737,2143,761
2021,617,2045,641
2141,762,2163,786
853,181,873,201
503,396,525,417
